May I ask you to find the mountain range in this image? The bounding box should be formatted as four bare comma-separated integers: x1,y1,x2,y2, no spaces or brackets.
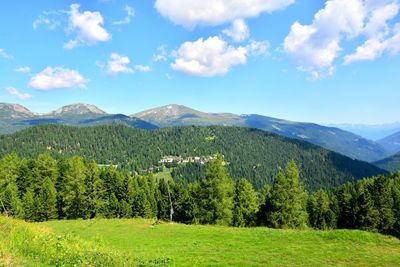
0,103,399,165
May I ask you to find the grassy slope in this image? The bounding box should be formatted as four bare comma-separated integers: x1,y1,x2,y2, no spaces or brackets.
40,219,400,267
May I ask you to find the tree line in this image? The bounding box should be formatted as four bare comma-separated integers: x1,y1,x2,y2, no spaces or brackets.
0,153,399,237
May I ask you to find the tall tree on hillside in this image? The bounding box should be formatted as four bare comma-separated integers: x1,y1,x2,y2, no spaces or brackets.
355,181,379,231
197,154,234,226
232,178,259,227
62,156,88,219
85,161,107,218
263,161,308,228
307,189,337,229
37,176,58,221
371,175,395,233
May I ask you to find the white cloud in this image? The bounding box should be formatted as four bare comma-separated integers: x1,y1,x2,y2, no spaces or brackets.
134,65,151,72
14,66,31,74
284,0,400,76
223,19,250,42
283,0,365,77
106,53,134,75
246,40,270,56
33,13,61,30
6,87,32,100
155,0,295,27
171,36,247,76
387,23,400,55
112,5,135,25
344,2,400,64
344,38,386,64
153,45,168,62
64,4,111,49
0,48,12,59
29,66,87,90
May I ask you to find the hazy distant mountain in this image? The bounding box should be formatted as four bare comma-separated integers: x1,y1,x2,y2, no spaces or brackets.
134,104,389,162
377,131,400,155
329,123,400,141
133,104,241,127
374,152,400,172
0,103,36,119
0,103,158,133
46,103,106,116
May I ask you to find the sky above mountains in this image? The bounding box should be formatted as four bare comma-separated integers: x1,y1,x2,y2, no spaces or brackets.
0,0,399,124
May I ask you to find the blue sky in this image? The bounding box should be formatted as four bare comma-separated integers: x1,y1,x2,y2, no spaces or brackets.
0,0,399,124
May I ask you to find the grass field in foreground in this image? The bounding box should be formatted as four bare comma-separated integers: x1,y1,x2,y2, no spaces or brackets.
39,218,400,266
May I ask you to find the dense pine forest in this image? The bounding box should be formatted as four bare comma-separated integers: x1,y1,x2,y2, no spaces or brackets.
0,124,386,191
0,153,399,237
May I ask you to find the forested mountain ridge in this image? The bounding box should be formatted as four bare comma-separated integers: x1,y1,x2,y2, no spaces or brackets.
378,131,400,155
133,104,389,162
0,124,386,191
0,103,393,162
374,152,400,172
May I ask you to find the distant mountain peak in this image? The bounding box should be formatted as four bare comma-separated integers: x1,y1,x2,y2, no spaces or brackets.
48,103,106,116
0,103,36,118
134,104,203,121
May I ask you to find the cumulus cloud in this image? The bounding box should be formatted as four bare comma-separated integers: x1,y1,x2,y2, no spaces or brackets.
171,36,248,76
283,0,365,78
29,67,87,90
223,19,250,42
103,53,150,75
284,0,400,77
112,5,135,25
155,0,295,27
344,2,400,64
64,4,111,49
14,66,31,74
0,48,12,59
106,53,134,75
6,87,32,100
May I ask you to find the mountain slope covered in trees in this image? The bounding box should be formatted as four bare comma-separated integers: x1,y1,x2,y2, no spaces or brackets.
133,104,389,162
374,152,400,172
0,124,386,190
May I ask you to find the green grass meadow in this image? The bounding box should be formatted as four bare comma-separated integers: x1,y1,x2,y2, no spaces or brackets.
1,217,399,266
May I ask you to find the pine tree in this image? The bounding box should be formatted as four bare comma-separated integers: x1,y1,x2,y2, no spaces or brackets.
264,161,307,229
232,179,258,227
198,154,234,226
371,175,395,233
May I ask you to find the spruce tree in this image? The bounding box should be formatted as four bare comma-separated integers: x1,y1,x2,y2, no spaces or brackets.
232,179,258,227
37,177,58,221
198,154,234,226
264,161,307,228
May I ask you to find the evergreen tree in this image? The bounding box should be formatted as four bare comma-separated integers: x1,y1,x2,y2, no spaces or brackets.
307,189,336,229
232,179,258,227
371,175,395,233
37,177,58,221
263,161,307,229
1,183,24,218
198,155,234,225
22,189,36,221
355,181,379,231
62,156,88,219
